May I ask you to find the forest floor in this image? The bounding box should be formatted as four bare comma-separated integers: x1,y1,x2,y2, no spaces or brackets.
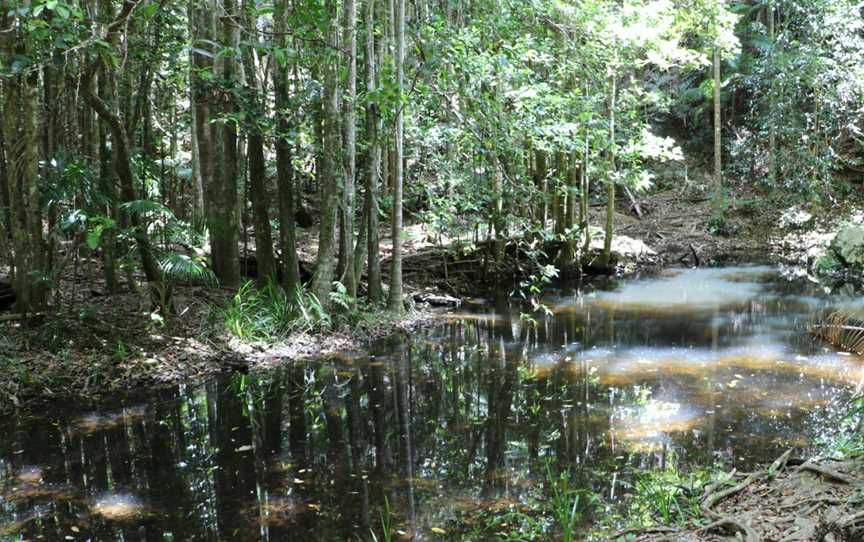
614,451,864,542
0,173,861,417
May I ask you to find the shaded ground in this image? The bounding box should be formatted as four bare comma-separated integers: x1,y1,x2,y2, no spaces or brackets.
619,452,864,542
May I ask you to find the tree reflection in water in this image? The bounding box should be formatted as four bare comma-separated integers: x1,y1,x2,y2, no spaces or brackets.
0,268,856,540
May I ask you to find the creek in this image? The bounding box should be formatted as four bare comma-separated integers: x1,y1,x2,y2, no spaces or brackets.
1,266,861,540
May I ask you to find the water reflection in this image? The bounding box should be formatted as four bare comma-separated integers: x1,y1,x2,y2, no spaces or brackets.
0,266,860,540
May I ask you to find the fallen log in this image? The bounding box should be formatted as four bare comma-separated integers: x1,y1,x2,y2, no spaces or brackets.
412,292,461,308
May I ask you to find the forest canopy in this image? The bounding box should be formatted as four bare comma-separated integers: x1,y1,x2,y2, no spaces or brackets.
0,0,862,318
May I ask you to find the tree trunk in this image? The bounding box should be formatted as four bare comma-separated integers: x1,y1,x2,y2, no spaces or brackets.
341,0,358,301
601,66,616,270
96,65,119,294
273,2,301,292
311,0,342,304
242,7,277,284
580,124,591,255
2,33,47,313
387,0,406,313
767,0,776,185
208,0,242,286
713,46,722,201
82,0,169,313
190,0,216,240
365,0,383,303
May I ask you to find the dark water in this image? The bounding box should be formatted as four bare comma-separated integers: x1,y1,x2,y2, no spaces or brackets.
2,266,862,541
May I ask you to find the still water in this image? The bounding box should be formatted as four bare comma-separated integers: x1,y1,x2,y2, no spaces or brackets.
1,266,861,540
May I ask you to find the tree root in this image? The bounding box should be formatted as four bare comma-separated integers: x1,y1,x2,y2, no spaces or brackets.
816,510,864,542
701,451,792,520
797,463,864,486
697,516,759,542
701,472,761,519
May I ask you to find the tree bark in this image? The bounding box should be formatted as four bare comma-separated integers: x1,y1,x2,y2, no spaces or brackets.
713,43,722,204
274,0,301,292
387,0,406,313
311,0,342,303
82,0,169,312
341,0,358,301
767,0,776,185
364,0,384,303
601,65,616,270
208,0,242,286
2,26,47,313
242,5,277,284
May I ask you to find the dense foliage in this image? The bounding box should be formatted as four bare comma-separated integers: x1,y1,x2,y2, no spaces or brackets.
0,0,861,318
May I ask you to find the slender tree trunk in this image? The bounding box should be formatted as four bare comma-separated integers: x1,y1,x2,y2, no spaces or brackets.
341,0,358,300
580,124,591,255
3,30,47,313
364,0,384,303
387,0,406,313
601,66,616,270
190,0,216,239
96,66,119,294
713,44,722,206
209,0,242,286
491,160,504,263
533,150,547,229
562,150,579,274
273,2,301,292
242,9,277,284
767,0,776,185
189,78,205,228
311,0,342,303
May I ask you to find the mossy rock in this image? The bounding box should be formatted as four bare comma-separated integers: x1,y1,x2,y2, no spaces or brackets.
829,224,864,268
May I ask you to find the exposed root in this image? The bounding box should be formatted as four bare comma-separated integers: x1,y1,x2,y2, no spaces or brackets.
697,517,759,542
797,462,864,486
701,472,762,519
626,450,864,541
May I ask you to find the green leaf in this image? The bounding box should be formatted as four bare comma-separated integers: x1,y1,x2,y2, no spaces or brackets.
54,3,70,19
86,229,102,250
140,2,158,18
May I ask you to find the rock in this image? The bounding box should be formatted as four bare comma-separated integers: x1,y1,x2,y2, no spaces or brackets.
829,224,864,268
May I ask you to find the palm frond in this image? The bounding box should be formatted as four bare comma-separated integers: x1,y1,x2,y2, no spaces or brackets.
120,199,176,219
158,253,217,286
810,310,864,354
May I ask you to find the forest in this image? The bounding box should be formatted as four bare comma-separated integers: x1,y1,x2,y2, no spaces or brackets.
1,0,864,540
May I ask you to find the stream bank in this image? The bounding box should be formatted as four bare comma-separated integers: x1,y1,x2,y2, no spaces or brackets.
1,182,861,416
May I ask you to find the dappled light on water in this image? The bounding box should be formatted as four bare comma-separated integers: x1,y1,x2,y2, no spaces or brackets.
91,493,146,521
